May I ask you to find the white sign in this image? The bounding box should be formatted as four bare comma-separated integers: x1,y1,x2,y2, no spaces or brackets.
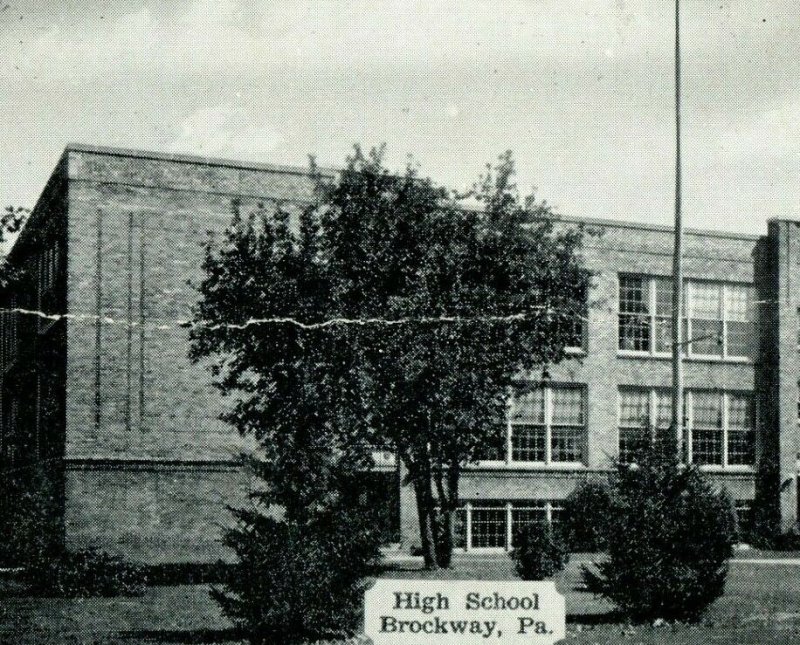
364,579,566,644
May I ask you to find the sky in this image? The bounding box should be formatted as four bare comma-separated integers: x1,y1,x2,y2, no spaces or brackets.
1,0,798,235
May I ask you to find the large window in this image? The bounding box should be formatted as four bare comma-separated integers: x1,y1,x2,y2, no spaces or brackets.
479,385,586,465
447,500,563,551
618,275,755,359
687,391,755,467
618,388,673,462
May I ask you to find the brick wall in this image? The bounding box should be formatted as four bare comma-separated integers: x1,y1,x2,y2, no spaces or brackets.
64,462,255,562
13,144,784,558
64,148,324,461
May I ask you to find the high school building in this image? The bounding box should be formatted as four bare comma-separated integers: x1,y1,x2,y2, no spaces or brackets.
0,144,796,562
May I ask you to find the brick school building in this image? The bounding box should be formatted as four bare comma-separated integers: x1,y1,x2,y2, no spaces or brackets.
0,144,795,562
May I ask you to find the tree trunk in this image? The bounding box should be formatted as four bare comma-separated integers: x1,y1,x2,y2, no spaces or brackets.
434,468,453,568
413,478,438,570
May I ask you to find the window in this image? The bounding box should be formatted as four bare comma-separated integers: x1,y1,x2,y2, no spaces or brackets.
510,389,546,462
687,391,755,467
470,502,506,548
566,316,586,353
618,275,755,360
691,392,723,465
481,385,586,465
448,500,563,551
727,394,755,465
618,388,672,462
619,275,650,351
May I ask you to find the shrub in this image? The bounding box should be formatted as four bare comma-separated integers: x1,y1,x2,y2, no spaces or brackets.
213,503,381,644
582,448,737,622
510,521,569,580
561,480,614,552
26,549,148,597
0,465,62,568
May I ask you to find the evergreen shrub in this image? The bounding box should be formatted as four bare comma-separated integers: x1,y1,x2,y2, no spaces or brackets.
212,503,381,645
561,480,613,552
582,448,737,622
510,521,569,580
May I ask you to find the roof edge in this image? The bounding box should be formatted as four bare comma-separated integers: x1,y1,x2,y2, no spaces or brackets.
65,142,338,178
61,144,765,242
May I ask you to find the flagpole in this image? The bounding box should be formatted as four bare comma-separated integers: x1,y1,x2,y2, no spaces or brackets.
671,0,685,462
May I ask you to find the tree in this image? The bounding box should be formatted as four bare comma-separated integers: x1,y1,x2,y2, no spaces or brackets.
190,145,591,569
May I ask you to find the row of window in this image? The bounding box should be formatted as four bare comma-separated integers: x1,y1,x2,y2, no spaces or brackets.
618,276,755,358
443,498,753,551
446,500,564,551
476,385,755,467
567,275,757,360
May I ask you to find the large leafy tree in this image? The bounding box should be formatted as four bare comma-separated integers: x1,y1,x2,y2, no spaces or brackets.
190,146,591,569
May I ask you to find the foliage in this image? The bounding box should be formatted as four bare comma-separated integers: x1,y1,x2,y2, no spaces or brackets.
510,521,569,580
582,446,737,623
0,465,61,568
561,480,614,552
189,145,592,569
212,496,381,644
0,205,28,246
25,549,147,598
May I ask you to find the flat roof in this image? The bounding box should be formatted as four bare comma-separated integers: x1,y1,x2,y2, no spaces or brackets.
64,143,762,241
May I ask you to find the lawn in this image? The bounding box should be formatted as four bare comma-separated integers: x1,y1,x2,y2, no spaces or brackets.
1,556,800,644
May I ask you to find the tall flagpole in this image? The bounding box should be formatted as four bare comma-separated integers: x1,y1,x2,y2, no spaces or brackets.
671,0,685,461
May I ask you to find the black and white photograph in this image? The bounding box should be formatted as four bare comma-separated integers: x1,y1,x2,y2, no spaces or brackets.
1,1,799,643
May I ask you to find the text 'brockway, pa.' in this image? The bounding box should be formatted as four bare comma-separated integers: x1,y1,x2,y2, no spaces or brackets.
364,579,565,644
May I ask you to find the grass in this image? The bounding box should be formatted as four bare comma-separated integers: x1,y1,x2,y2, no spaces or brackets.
2,555,800,644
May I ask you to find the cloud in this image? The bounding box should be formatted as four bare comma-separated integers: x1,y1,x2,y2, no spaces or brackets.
168,103,282,160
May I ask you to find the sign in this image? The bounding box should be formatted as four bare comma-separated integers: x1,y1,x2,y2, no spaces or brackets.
364,579,565,644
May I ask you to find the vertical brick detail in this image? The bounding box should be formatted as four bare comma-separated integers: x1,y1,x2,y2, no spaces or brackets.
125,212,133,432
139,210,146,432
93,208,102,432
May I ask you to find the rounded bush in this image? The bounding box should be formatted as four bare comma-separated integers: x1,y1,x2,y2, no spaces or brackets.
27,549,148,597
561,480,613,552
510,521,569,581
582,450,737,622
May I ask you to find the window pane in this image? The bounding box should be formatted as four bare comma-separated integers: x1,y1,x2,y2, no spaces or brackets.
619,389,649,427
567,317,585,350
655,316,672,353
728,394,754,465
728,430,755,465
453,508,467,549
619,314,651,351
471,507,506,548
551,426,583,462
691,283,722,319
620,276,649,314
726,285,753,322
654,278,673,316
693,392,722,427
692,429,723,465
692,392,723,465
655,390,673,429
619,276,651,351
728,394,753,428
691,319,723,356
619,389,650,462
727,320,754,358
511,424,545,461
552,387,584,425
511,389,544,423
